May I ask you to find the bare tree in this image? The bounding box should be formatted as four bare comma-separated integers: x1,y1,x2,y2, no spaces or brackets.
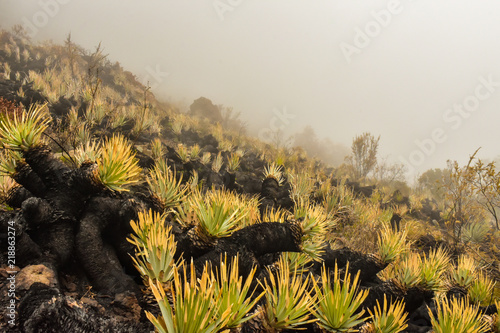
64,33,80,76
270,128,293,150
470,157,500,230
441,149,500,231
345,132,380,180
417,167,449,200
373,157,406,184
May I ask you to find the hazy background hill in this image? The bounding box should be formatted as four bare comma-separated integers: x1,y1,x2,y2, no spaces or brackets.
1,0,500,180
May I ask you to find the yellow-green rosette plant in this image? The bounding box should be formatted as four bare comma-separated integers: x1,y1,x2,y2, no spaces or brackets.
468,271,496,306
227,152,240,173
188,188,249,238
211,255,264,329
280,252,314,275
312,262,369,332
289,170,315,203
366,295,408,333
151,138,163,160
0,174,17,210
259,207,293,223
494,300,500,333
295,203,331,262
449,255,477,289
176,144,189,163
147,159,187,211
393,252,422,290
261,256,318,332
128,209,182,285
73,140,100,166
97,134,141,191
428,296,488,333
0,150,21,176
420,247,450,292
377,224,408,264
263,162,284,185
211,152,223,173
146,262,230,333
0,103,50,152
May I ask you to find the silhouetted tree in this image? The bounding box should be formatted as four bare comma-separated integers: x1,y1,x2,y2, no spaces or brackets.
217,104,247,135
345,132,380,179
469,155,500,230
418,168,449,200
373,157,406,184
440,151,483,240
189,97,223,123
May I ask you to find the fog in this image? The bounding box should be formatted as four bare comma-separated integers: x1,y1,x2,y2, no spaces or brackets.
1,0,500,179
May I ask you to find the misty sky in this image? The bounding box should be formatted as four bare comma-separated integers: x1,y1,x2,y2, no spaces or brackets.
1,0,500,179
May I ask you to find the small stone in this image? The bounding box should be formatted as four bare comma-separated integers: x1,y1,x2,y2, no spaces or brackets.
16,264,57,290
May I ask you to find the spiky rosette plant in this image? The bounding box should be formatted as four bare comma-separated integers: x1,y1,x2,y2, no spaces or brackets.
264,162,284,185
468,271,496,306
187,170,200,191
260,207,293,223
0,103,50,152
392,252,422,290
176,144,189,163
151,138,164,160
147,159,187,211
227,152,240,173
377,224,408,264
189,144,200,160
200,151,211,165
312,262,369,332
294,203,332,261
428,296,489,333
210,255,264,329
494,300,500,333
0,149,21,177
188,188,249,238
449,255,477,289
73,140,101,166
171,119,183,136
146,262,230,333
461,222,491,244
128,209,182,285
315,178,332,201
365,295,408,333
280,252,314,274
420,247,450,292
96,134,142,191
332,178,355,207
240,194,261,227
211,152,223,173
289,170,315,203
0,174,17,210
219,139,234,152
261,255,318,332
296,204,330,239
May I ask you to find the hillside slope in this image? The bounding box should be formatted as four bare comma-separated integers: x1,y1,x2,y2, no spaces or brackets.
0,29,499,333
